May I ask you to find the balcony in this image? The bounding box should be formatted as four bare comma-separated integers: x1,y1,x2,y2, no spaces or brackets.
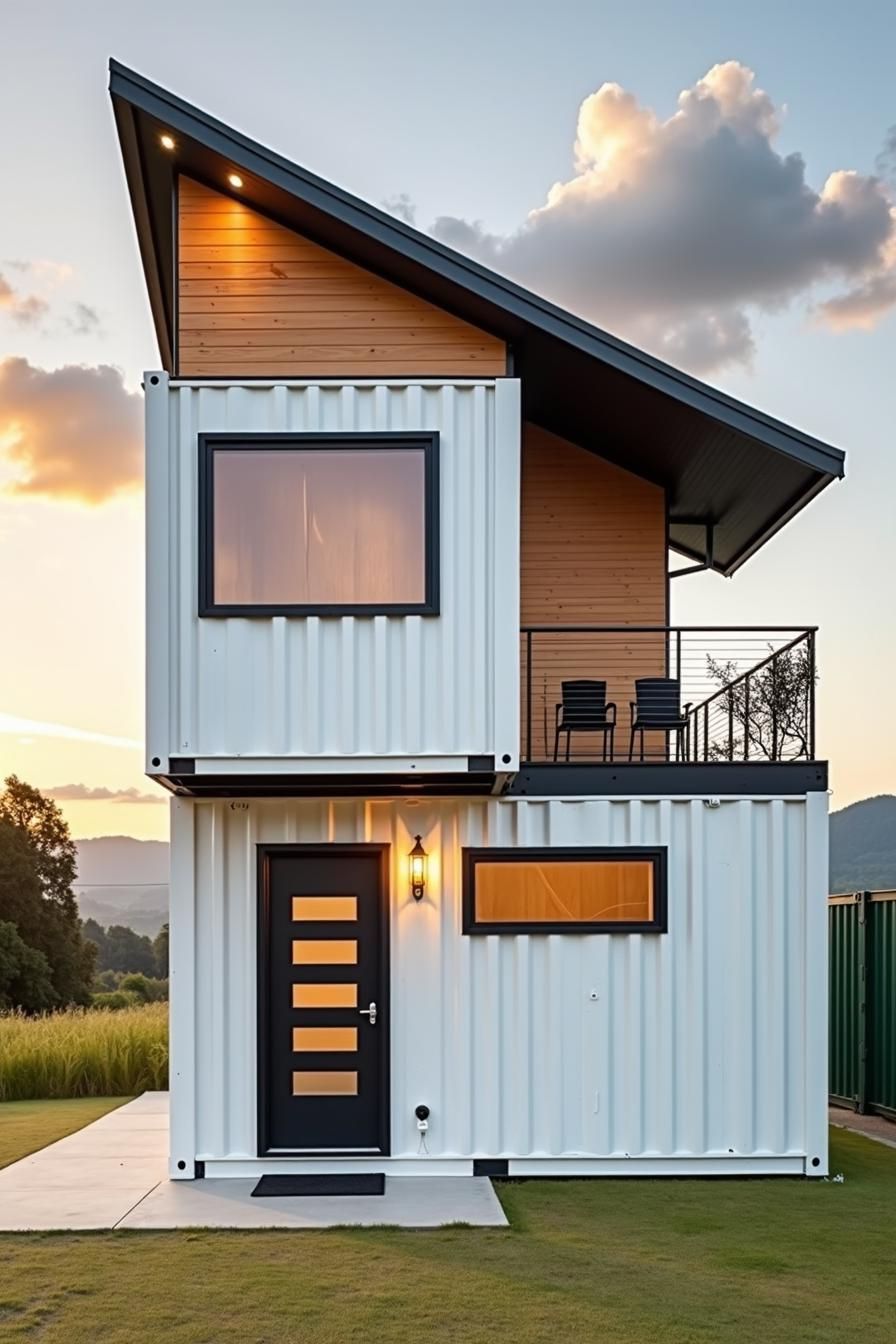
520,626,818,766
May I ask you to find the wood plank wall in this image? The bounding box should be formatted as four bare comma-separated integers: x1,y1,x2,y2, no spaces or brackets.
519,424,668,761
177,178,506,378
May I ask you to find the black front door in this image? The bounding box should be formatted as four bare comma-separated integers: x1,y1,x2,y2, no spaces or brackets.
258,844,390,1155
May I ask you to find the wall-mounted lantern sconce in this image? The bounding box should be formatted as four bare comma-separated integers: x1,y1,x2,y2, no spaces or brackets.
409,835,428,901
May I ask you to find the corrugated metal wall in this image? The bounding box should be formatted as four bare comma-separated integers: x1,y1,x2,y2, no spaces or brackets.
871,897,896,1114
150,379,519,763
829,897,864,1105
173,795,821,1167
829,891,896,1116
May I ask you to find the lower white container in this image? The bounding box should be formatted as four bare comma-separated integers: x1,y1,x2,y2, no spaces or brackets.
167,792,829,1178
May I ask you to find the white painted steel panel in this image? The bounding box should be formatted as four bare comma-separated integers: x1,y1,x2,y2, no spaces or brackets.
168,794,828,1176
145,376,520,769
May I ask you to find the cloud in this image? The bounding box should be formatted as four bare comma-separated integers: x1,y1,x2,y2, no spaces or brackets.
0,712,141,750
44,784,164,805
67,302,101,336
382,193,416,225
0,358,142,503
429,62,896,371
1,263,99,335
4,259,73,285
816,210,896,329
0,272,49,326
876,127,896,186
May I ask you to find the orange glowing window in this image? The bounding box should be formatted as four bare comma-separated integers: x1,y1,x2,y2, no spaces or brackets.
293,983,358,1009
292,940,357,965
292,1071,358,1096
462,849,666,933
292,896,357,921
292,1026,357,1052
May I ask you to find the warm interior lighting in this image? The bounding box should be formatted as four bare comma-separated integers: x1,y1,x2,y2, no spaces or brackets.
228,173,243,188
409,835,427,901
160,134,175,150
473,859,655,925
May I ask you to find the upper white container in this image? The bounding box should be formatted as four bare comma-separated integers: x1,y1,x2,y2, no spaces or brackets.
145,375,521,777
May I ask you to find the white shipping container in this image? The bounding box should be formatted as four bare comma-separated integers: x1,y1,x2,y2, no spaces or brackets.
145,377,521,774
168,792,829,1179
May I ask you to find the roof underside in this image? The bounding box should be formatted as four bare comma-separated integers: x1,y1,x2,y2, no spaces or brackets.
109,60,845,576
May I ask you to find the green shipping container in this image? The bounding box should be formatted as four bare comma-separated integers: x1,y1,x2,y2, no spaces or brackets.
829,891,896,1118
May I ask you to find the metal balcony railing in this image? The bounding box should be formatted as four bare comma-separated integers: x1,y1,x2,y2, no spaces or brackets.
520,626,817,764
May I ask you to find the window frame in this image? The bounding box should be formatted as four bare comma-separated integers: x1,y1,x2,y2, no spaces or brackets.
198,431,440,617
461,846,668,935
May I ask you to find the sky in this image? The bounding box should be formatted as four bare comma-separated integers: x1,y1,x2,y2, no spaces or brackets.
0,0,894,841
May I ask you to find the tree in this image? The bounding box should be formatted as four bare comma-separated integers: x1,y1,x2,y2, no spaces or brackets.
153,923,169,978
82,918,107,964
119,972,168,1002
0,919,56,1012
0,818,45,932
95,924,155,978
85,918,164,977
94,968,121,991
0,822,61,1011
705,643,816,762
0,777,78,918
0,780,95,1005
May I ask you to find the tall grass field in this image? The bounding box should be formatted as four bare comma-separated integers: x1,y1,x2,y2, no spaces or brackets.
0,1003,168,1100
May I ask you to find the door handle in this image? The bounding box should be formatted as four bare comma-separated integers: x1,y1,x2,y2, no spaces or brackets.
359,1001,377,1026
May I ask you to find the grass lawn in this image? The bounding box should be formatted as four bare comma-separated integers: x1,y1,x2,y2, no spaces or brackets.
0,1098,128,1169
0,1127,893,1343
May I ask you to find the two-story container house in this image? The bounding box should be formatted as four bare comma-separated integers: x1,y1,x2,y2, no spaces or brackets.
111,62,844,1181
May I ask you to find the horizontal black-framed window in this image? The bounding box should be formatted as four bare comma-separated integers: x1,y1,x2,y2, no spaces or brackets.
198,432,439,616
462,847,667,934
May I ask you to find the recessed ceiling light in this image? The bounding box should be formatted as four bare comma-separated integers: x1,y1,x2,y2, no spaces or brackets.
228,173,243,189
160,134,175,150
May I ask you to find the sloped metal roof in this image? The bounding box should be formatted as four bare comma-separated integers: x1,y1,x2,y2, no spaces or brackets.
109,60,844,575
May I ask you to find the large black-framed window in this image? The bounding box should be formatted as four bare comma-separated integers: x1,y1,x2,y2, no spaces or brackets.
198,432,440,617
462,846,668,935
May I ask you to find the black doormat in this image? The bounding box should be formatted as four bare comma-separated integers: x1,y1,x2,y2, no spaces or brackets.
251,1173,385,1198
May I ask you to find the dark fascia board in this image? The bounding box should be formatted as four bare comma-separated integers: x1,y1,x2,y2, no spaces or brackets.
108,60,845,485
156,770,499,798
109,86,173,370
509,761,829,796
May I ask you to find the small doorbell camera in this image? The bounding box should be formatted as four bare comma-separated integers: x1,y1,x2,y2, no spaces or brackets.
415,1103,430,1132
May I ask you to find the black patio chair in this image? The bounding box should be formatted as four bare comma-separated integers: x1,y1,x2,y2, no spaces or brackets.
553,680,616,762
628,677,693,761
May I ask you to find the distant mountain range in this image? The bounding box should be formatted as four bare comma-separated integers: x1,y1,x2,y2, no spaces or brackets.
75,836,169,936
829,795,896,894
73,794,896,933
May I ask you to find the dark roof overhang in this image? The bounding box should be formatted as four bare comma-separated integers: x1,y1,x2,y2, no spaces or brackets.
109,59,845,575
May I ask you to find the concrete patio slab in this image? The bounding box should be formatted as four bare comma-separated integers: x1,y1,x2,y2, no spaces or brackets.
118,1174,508,1229
0,1093,508,1231
0,1186,158,1232
88,1110,170,1127
31,1135,167,1158
111,1091,169,1112
0,1094,168,1231
2,1159,167,1190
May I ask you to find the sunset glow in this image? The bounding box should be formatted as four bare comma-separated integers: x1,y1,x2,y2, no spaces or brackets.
1,5,893,845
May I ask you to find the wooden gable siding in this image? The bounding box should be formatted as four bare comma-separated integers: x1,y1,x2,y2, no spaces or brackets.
176,178,506,377
519,424,668,760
